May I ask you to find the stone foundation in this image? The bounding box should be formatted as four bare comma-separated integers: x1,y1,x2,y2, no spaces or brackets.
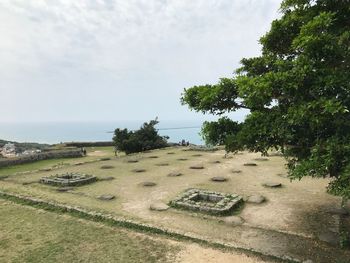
170,188,242,216
40,173,97,187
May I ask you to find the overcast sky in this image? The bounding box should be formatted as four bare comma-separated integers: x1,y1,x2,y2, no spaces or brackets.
0,0,281,123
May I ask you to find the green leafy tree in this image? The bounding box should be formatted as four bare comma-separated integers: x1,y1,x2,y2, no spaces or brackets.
200,117,241,147
113,119,168,154
181,0,350,198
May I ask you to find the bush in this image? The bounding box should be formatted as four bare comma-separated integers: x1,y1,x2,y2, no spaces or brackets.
113,119,168,154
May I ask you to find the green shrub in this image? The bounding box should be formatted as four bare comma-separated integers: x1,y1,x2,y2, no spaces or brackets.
113,119,168,154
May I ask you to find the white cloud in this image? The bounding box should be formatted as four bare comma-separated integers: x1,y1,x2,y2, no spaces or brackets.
0,0,281,122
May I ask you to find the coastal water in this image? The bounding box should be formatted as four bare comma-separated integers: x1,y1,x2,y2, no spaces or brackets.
0,121,204,145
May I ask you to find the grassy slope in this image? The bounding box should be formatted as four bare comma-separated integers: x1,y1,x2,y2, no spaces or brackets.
0,200,178,263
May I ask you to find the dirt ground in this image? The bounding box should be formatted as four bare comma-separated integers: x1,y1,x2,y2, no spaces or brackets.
0,146,349,262
176,244,270,263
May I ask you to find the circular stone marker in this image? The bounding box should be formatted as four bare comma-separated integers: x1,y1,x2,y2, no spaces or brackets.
150,203,169,211
263,182,282,188
140,181,157,187
254,158,269,161
155,163,169,166
167,172,182,177
243,163,257,166
189,165,204,169
232,169,242,174
211,176,228,182
98,194,115,201
100,165,114,169
132,169,146,173
247,195,265,204
56,187,74,192
127,159,139,163
222,216,245,226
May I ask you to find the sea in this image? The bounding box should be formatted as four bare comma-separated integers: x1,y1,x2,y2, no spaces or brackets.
0,121,205,145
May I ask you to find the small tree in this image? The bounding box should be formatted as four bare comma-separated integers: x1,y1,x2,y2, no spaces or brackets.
200,117,241,147
181,0,350,199
113,119,168,154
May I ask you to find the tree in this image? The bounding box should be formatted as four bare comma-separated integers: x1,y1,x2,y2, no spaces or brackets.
200,117,241,147
181,0,350,199
113,119,168,154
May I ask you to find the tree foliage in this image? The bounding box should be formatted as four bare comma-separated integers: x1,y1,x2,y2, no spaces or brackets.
181,0,350,198
200,117,241,148
113,119,168,154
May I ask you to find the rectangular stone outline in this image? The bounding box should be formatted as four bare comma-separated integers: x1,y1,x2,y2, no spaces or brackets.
40,173,97,187
170,188,242,216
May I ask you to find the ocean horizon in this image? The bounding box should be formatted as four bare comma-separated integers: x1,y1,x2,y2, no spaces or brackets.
0,120,204,145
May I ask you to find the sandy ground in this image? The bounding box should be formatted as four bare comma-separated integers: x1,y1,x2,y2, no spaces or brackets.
176,244,269,263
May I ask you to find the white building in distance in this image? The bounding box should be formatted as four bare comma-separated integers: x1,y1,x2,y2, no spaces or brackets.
1,143,16,157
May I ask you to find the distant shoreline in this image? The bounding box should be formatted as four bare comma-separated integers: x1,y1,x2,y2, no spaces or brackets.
0,121,204,145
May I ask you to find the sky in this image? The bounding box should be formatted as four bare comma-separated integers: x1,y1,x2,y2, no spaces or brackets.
0,0,281,123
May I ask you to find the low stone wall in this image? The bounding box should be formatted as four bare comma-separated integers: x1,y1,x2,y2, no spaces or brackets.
0,149,84,168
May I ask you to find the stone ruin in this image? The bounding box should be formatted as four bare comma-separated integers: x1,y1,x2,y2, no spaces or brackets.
40,173,97,187
170,188,243,216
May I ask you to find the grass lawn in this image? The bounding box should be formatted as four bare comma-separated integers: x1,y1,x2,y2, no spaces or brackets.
0,199,179,263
